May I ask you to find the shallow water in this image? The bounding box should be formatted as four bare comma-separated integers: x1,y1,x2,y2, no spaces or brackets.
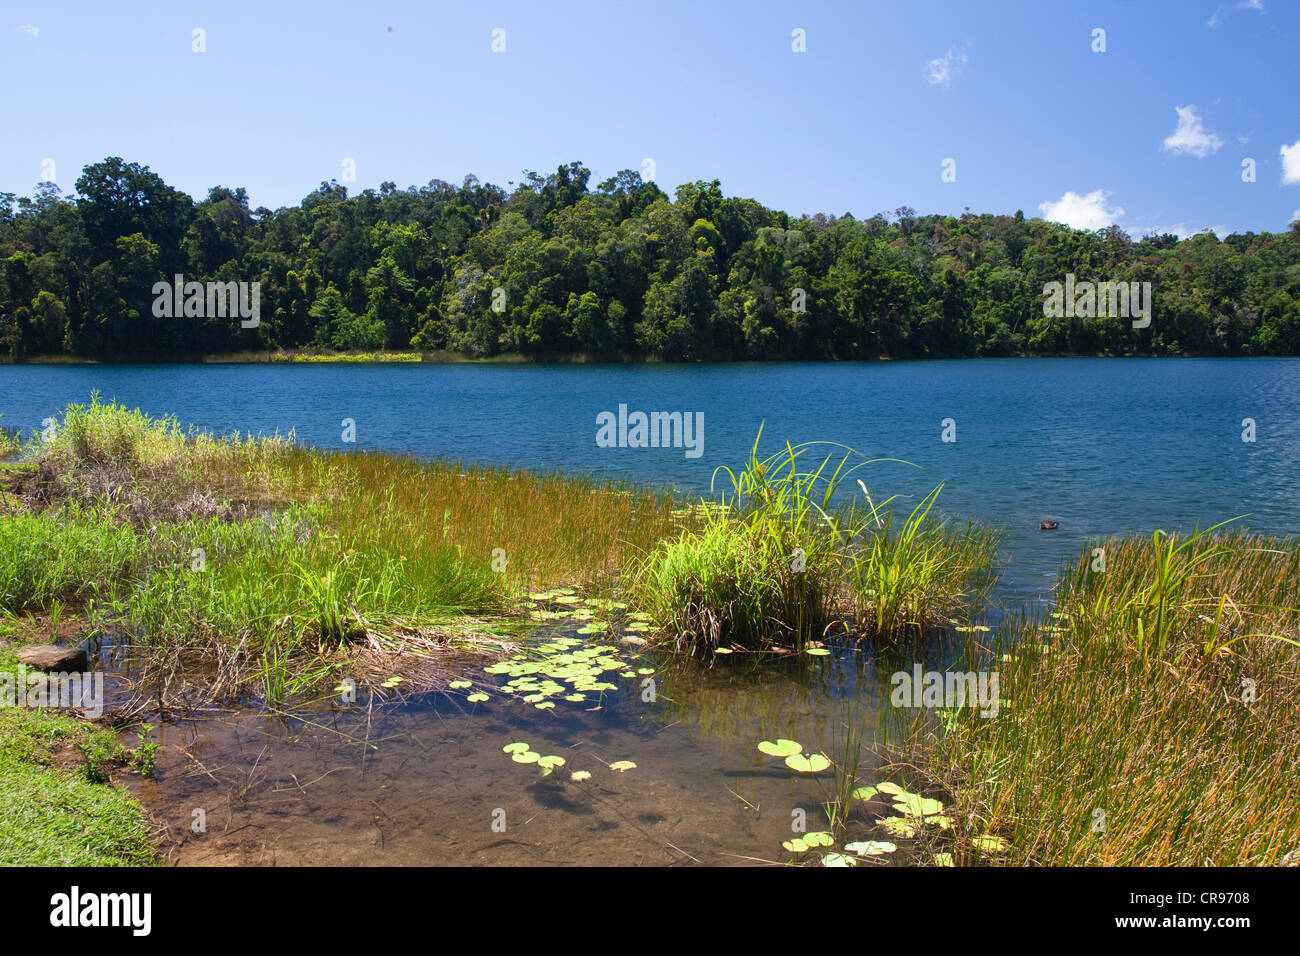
113,621,970,866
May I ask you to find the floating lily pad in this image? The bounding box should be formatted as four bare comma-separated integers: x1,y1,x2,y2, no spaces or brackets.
535,701,555,710
637,668,655,675
875,781,907,796
803,831,834,847
380,676,403,688
845,840,897,856
821,853,858,867
609,760,637,772
512,751,540,764
570,770,591,782
537,755,566,770
713,647,733,655
876,816,918,838
851,786,879,801
782,838,808,853
784,753,830,773
502,742,530,754
892,793,946,818
933,852,955,867
564,694,586,702
449,680,472,689
467,692,489,703
757,739,802,758
805,647,830,656
973,834,1008,853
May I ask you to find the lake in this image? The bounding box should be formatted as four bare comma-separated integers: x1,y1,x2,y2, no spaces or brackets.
8,356,1298,866
5,357,1299,609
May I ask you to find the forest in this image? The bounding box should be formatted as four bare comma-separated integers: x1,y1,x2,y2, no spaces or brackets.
2,157,1299,361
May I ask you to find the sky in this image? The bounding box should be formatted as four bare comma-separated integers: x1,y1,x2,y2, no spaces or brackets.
3,0,1299,238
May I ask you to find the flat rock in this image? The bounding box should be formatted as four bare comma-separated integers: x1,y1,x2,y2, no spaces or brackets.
15,644,87,670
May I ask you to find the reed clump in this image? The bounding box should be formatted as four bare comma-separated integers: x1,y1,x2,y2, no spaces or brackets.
633,427,1004,654
921,525,1300,866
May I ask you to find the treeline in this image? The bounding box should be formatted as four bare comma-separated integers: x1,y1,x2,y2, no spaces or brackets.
2,157,1300,361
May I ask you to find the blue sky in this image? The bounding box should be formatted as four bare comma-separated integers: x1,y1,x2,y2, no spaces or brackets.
4,0,1298,236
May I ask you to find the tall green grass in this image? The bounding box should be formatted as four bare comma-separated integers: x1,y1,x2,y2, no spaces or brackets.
634,428,1004,654
920,526,1300,865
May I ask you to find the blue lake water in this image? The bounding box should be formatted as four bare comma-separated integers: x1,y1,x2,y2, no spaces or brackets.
4,357,1299,608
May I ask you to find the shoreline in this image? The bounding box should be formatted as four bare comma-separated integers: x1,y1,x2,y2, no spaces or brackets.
0,348,1244,366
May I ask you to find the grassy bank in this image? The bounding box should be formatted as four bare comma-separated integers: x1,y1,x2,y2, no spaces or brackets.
0,395,691,703
916,527,1300,866
0,633,156,866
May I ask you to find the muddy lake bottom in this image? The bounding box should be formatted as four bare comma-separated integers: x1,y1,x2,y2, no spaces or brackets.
109,625,971,866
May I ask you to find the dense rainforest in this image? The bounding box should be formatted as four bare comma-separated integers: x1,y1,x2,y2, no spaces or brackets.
2,157,1299,361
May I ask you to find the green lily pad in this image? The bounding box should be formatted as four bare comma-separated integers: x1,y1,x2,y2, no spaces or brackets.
821,852,859,867
782,838,808,853
875,781,908,797
502,742,530,754
535,701,555,710
511,751,540,764
713,647,733,655
845,840,898,856
803,831,834,847
805,647,830,656
467,692,489,703
537,755,566,770
448,680,472,689
784,753,830,773
933,852,955,867
851,786,879,801
876,816,918,838
974,834,1008,853
892,793,946,818
609,760,636,772
757,739,802,758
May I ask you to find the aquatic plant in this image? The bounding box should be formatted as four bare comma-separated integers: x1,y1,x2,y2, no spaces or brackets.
919,528,1300,865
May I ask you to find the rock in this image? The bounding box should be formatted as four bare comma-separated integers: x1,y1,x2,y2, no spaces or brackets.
16,644,87,670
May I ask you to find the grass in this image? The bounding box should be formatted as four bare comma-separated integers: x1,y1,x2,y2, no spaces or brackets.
2,394,685,702
633,427,1004,654
0,637,156,866
917,525,1300,865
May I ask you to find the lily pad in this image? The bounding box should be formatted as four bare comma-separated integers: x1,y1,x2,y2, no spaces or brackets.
851,786,879,801
875,781,907,797
713,647,733,655
570,770,591,782
502,742,530,754
467,692,489,703
805,647,830,656
784,753,831,773
537,755,566,770
892,793,946,819
609,760,637,772
821,853,859,867
448,680,472,689
511,751,541,764
802,831,834,847
876,816,918,838
782,838,808,853
845,840,898,856
757,739,802,758
973,834,1009,853
535,701,555,710
933,852,955,867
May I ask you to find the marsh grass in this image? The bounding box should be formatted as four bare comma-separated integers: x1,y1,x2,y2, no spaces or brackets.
2,396,683,703
920,526,1300,865
634,428,1004,654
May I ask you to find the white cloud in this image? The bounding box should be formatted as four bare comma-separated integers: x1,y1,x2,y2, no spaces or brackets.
1208,6,1224,26
1038,190,1125,231
1281,139,1300,184
1238,0,1265,12
15,24,38,39
923,50,967,87
1291,210,1300,225
1162,105,1224,158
